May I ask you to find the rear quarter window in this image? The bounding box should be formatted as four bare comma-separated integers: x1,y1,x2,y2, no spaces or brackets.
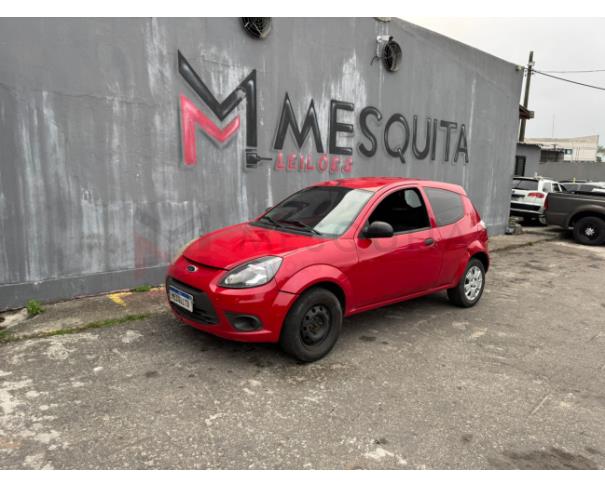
424,188,465,226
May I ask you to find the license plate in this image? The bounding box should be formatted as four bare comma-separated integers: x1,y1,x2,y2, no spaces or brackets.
168,285,193,312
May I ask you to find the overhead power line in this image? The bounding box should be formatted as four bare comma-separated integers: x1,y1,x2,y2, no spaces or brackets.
532,69,605,91
540,69,605,74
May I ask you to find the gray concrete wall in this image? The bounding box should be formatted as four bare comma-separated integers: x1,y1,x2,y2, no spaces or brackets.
516,143,542,177
536,161,605,182
0,18,522,309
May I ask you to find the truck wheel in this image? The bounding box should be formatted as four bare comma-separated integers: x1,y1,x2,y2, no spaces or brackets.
447,258,486,308
280,288,343,362
573,216,605,246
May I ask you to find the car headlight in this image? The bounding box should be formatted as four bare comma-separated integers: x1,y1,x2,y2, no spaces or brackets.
220,256,283,289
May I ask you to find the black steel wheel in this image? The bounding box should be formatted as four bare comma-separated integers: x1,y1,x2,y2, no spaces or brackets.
280,288,342,362
300,304,331,346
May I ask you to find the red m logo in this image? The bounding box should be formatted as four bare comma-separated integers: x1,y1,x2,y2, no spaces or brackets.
180,94,240,166
178,51,262,168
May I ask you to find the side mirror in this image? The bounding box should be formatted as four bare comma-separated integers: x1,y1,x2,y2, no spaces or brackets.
364,221,394,238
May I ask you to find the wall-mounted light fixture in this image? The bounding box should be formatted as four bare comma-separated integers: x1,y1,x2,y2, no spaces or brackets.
372,35,402,72
241,18,272,40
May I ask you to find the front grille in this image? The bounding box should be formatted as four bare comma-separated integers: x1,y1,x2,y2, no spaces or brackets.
166,277,219,325
511,202,541,211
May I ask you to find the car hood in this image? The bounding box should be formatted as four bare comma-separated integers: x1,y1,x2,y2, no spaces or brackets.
183,222,325,269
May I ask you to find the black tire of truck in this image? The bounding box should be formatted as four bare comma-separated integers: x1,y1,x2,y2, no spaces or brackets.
572,216,605,246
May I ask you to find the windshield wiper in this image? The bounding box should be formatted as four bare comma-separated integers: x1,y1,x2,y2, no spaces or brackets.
278,219,322,235
259,215,282,228
259,215,321,236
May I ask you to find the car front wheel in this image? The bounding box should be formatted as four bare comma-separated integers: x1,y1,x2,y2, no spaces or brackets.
447,258,486,308
280,288,343,362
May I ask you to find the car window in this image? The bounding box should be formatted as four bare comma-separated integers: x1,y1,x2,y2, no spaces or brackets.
542,182,553,193
512,179,539,191
424,187,465,226
553,184,562,192
580,184,598,192
262,186,372,237
367,188,430,234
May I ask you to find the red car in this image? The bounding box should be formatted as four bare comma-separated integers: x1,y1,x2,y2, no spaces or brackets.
167,177,489,361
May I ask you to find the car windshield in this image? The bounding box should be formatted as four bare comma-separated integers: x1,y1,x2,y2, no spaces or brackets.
259,186,373,236
562,184,578,192
512,179,539,191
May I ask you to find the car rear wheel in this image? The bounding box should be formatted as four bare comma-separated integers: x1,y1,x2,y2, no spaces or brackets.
280,288,342,362
538,213,547,226
447,258,486,308
573,216,605,246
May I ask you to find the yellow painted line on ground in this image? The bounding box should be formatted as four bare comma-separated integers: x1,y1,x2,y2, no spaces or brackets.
108,292,132,307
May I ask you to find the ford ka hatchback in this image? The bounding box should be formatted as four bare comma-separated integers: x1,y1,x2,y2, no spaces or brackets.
167,177,489,362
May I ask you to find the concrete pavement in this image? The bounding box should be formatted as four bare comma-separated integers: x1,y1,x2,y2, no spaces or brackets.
0,229,604,469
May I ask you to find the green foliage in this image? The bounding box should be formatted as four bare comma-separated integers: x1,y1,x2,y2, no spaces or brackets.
26,299,44,317
0,312,152,344
131,284,153,293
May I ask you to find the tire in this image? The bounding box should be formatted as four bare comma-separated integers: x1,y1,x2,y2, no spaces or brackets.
447,258,486,308
537,213,547,226
279,288,343,362
572,216,605,246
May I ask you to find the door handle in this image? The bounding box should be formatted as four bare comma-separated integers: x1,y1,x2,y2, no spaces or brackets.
424,238,434,246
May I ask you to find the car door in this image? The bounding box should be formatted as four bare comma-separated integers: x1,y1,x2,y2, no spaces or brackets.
423,187,469,286
351,186,442,307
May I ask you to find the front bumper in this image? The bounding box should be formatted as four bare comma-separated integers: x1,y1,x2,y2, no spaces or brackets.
166,256,297,343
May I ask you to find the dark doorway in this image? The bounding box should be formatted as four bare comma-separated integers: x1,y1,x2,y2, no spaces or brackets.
514,156,526,176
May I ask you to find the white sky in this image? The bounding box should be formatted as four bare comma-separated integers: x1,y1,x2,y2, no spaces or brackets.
406,17,605,146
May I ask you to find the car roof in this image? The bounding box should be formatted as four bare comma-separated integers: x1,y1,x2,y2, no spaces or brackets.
513,176,557,182
313,177,465,193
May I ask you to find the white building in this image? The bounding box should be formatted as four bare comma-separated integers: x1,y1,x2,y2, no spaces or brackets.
525,135,599,162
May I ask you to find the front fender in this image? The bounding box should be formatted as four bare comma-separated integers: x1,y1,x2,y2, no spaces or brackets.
279,264,354,314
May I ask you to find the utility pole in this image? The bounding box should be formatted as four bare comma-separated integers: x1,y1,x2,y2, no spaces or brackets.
519,51,534,142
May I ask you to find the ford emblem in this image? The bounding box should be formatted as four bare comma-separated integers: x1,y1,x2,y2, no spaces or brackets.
186,264,197,272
